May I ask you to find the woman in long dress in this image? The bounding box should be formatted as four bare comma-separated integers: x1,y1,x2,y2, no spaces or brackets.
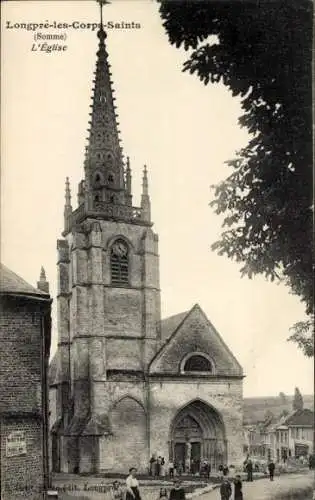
233,475,243,500
126,468,142,500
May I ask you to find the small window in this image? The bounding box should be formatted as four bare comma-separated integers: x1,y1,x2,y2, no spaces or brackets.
184,355,212,373
110,239,129,286
94,195,100,203
108,174,114,184
94,173,102,186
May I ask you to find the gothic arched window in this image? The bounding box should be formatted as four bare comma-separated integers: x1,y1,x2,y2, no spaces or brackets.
110,239,129,285
183,355,212,373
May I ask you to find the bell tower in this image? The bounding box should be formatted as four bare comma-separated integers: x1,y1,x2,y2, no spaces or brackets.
53,0,161,474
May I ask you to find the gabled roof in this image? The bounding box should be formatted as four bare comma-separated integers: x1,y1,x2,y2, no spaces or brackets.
284,409,314,427
150,303,243,377
160,311,189,341
0,263,48,297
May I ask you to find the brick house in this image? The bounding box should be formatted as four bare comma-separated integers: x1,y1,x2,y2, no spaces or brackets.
49,9,244,475
0,264,52,499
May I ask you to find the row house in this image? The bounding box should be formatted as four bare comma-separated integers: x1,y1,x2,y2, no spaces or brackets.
286,409,314,458
243,409,314,463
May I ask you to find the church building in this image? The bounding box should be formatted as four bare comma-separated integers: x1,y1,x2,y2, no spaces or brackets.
49,3,244,475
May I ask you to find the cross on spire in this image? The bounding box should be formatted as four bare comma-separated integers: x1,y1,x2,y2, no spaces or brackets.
97,0,111,28
62,0,153,233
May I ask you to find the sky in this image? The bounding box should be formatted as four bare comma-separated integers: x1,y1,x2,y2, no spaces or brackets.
1,0,313,398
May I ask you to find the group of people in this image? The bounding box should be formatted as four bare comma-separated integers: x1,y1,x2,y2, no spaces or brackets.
110,468,244,500
110,458,278,500
244,458,275,482
149,456,224,478
110,471,187,500
149,456,166,477
219,476,243,500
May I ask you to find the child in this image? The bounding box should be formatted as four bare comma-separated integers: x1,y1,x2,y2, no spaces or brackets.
169,480,185,500
110,481,124,500
159,488,168,500
220,478,232,500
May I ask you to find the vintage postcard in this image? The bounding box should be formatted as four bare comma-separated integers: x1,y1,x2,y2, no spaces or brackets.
1,1,313,499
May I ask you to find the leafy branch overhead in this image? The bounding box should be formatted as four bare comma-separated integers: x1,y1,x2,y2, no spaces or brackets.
159,0,313,355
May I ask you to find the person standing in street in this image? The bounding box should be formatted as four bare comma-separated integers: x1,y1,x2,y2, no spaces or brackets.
126,468,142,500
169,480,185,500
233,475,243,500
160,457,166,477
220,478,232,500
218,464,224,479
110,481,124,500
223,464,229,477
169,460,174,478
268,460,275,481
245,459,253,482
158,488,168,500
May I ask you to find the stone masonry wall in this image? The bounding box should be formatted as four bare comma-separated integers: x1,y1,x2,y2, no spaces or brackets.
149,378,243,466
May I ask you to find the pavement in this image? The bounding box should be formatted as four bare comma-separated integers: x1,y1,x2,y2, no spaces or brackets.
199,472,314,500
53,471,314,500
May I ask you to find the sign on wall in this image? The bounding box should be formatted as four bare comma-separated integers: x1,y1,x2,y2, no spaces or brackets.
6,431,27,457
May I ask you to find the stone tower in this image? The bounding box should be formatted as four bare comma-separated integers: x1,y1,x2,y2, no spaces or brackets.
52,4,161,473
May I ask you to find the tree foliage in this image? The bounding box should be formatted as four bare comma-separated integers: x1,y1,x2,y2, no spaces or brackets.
288,320,314,358
264,409,274,423
292,387,304,411
158,0,313,355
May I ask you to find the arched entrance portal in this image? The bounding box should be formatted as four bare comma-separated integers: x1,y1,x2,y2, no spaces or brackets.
169,400,227,472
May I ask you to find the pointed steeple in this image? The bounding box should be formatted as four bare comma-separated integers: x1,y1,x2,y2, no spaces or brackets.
64,177,72,232
84,0,125,209
141,165,151,223
37,266,49,294
65,177,72,208
125,156,132,206
62,1,154,234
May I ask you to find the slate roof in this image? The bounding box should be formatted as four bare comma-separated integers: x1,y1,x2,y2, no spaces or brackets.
0,263,48,297
160,311,188,340
284,409,314,427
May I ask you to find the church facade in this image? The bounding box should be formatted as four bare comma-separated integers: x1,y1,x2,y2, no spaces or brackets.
49,10,244,475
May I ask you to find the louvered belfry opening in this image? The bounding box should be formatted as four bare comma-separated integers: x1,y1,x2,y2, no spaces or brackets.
110,240,129,285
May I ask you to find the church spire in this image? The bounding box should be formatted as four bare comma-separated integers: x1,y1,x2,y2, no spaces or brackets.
37,266,49,294
62,1,154,234
141,165,151,223
84,0,125,208
64,177,72,231
65,176,72,208
125,156,132,206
